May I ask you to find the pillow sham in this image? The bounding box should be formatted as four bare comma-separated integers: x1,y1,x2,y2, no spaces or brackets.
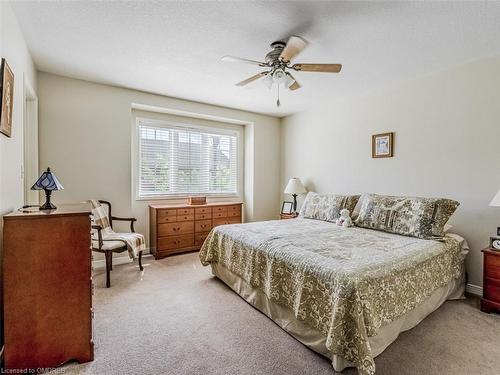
355,193,459,240
299,192,360,222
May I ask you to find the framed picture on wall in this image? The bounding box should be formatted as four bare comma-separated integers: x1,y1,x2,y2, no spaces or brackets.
281,201,293,214
372,132,394,158
0,58,14,138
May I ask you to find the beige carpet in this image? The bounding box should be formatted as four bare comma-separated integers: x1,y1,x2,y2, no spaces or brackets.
65,252,500,375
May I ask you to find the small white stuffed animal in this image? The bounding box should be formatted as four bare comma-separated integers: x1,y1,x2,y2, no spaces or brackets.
336,209,354,227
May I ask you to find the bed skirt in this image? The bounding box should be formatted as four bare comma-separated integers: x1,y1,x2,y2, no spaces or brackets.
211,262,465,372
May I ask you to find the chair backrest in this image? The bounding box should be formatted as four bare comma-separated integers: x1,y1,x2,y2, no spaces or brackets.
90,200,113,233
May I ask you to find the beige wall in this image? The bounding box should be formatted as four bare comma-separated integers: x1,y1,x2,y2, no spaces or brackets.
281,55,500,289
0,0,38,349
38,73,281,257
0,1,37,219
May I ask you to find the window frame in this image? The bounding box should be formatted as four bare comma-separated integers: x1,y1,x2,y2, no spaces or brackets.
132,116,244,201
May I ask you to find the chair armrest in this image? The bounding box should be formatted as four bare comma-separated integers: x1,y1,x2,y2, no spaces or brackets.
92,224,103,249
111,216,137,232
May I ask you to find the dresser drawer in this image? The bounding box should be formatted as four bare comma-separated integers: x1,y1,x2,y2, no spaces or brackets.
195,219,212,233
158,221,194,236
157,215,177,223
176,214,194,222
228,204,241,213
195,232,210,247
195,212,212,220
158,234,194,251
158,209,177,218
177,208,194,216
195,207,211,214
213,217,241,227
484,277,500,302
485,253,500,279
227,210,241,218
212,207,228,218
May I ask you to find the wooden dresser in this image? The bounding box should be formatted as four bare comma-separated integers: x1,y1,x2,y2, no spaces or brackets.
149,202,243,259
481,248,500,313
3,203,94,369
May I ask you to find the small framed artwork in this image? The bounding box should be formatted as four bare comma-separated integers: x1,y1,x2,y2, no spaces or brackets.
497,227,500,236
0,58,14,138
281,201,293,214
372,132,394,158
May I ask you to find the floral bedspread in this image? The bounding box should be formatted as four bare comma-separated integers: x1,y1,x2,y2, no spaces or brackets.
199,218,464,375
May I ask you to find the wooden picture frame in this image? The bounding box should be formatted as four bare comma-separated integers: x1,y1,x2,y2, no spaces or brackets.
281,201,293,214
0,58,14,138
372,132,394,158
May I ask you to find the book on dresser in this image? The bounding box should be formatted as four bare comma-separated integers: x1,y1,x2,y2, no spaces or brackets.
149,202,243,259
2,203,94,370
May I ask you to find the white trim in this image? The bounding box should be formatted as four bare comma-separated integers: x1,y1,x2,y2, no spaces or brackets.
131,103,253,126
92,252,153,269
131,112,244,202
23,74,39,205
466,283,483,296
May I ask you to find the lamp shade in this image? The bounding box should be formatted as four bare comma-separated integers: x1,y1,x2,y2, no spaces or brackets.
31,167,64,191
284,177,306,195
490,189,500,207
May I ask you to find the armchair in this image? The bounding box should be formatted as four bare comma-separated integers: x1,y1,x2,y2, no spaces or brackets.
90,200,145,288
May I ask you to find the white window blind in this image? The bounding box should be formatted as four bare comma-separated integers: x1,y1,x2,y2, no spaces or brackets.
138,120,239,197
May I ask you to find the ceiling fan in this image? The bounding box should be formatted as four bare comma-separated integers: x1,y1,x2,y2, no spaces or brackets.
221,36,342,107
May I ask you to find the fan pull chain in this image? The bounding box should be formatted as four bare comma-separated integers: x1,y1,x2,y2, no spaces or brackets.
276,84,281,107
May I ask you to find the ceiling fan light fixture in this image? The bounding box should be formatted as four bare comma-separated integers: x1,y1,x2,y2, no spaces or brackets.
273,69,286,85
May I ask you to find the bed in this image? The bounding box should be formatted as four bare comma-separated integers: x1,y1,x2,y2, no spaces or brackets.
199,216,468,375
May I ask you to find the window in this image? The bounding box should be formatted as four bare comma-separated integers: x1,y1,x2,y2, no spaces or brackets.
136,118,240,199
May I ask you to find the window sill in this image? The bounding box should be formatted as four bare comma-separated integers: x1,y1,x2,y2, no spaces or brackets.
135,194,241,202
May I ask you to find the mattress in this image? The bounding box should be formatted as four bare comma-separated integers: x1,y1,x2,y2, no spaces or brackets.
199,219,467,375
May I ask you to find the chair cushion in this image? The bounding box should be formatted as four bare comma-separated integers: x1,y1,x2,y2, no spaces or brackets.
92,240,127,251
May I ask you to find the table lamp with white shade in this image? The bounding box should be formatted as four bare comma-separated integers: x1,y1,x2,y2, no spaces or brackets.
490,189,500,208
490,190,500,250
489,189,500,250
284,177,306,213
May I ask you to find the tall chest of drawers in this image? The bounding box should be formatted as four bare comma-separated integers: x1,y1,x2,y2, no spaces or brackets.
2,203,94,369
149,202,243,259
481,248,500,313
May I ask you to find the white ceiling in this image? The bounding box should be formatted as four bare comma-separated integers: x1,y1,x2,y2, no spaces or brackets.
11,1,500,117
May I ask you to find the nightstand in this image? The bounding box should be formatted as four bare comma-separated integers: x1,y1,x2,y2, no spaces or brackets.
280,213,298,220
481,248,500,313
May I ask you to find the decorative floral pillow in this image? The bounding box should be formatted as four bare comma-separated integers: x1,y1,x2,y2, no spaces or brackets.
299,192,360,222
355,193,459,239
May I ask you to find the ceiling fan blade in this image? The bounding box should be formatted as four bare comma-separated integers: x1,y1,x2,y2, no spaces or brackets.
235,72,267,86
279,36,308,62
221,55,266,66
292,63,342,73
286,73,301,91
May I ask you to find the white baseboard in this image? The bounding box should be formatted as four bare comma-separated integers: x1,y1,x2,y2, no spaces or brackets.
92,250,151,269
466,283,483,296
